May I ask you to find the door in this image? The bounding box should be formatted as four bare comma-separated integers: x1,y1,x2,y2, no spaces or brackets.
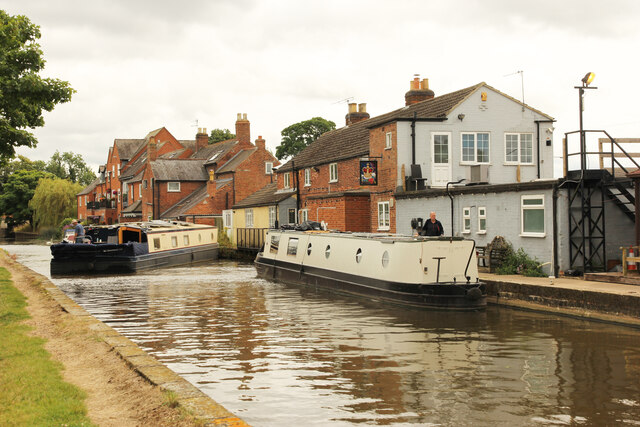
431,132,451,187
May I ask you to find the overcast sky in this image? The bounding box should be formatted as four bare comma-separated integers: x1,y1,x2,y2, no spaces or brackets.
5,0,640,176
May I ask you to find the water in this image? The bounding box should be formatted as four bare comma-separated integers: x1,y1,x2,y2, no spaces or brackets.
4,244,640,426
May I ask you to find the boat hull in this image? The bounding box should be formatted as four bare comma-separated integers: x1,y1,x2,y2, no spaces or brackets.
255,255,486,311
50,244,218,275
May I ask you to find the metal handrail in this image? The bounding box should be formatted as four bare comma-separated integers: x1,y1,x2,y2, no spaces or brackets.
564,130,640,178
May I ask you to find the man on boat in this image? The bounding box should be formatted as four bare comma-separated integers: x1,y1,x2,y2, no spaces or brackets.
71,219,85,243
420,212,444,236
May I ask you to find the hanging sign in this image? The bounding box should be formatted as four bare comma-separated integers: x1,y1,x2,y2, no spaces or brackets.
360,160,378,185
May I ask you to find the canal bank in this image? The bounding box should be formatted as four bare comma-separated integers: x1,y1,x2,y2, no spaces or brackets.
0,250,249,427
482,273,640,328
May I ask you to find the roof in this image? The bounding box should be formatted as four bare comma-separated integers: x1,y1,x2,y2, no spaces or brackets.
122,200,142,214
120,151,147,179
114,139,145,161
279,82,554,171
161,184,209,218
191,139,238,163
179,140,196,153
216,148,257,174
77,178,100,196
150,159,208,181
232,182,294,209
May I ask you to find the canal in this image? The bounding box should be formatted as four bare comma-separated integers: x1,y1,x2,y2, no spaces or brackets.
3,244,640,426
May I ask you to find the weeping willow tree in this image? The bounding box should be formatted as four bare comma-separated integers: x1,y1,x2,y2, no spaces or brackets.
29,178,82,229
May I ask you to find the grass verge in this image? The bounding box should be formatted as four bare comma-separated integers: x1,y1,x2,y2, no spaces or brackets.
0,267,94,426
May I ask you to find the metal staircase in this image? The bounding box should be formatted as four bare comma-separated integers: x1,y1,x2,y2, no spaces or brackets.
603,176,635,222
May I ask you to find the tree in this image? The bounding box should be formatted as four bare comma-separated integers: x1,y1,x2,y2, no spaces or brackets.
0,169,53,228
0,11,75,160
45,150,96,186
209,128,235,144
0,155,46,185
275,117,336,160
29,178,82,229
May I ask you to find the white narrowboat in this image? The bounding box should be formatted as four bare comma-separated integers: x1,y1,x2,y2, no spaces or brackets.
255,230,486,310
50,221,219,275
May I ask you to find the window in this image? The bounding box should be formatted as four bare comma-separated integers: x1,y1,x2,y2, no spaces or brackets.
462,207,471,234
355,248,363,263
325,245,331,258
329,163,338,183
143,179,148,189
84,195,87,205
183,235,190,246
117,165,120,176
268,206,276,228
153,238,161,249
287,238,298,256
270,235,280,254
223,210,232,229
167,182,180,192
138,184,141,198
304,168,311,186
461,133,490,164
265,162,273,175
505,133,534,164
382,251,390,268
377,201,390,230
245,208,254,228
307,243,312,255
79,197,82,207
478,207,487,234
288,208,296,224
521,195,545,237
171,236,178,248
385,132,392,149
284,172,290,189
130,184,134,199
300,209,308,223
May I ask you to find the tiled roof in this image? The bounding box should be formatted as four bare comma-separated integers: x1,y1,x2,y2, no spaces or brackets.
162,184,209,218
122,200,142,213
191,139,238,163
120,152,147,180
160,148,187,159
232,182,293,208
216,148,257,174
114,139,145,160
77,178,100,196
279,83,484,171
179,140,196,153
150,159,208,181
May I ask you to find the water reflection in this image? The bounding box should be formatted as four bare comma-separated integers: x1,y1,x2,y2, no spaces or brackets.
4,245,640,426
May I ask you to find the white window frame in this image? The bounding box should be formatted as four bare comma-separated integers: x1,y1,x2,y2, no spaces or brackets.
385,132,392,150
521,194,545,237
265,162,273,175
304,168,311,186
461,132,490,164
223,210,233,228
462,207,471,234
504,133,534,165
477,206,487,234
299,209,308,223
245,208,254,228
329,163,338,183
138,183,141,198
284,172,290,189
167,182,180,192
377,201,390,231
268,206,276,228
84,195,87,205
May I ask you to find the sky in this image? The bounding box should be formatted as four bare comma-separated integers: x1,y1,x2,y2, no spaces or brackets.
4,0,640,176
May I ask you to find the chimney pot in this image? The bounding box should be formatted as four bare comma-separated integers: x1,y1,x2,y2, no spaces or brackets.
348,103,357,113
242,113,247,120
421,78,429,90
235,113,251,145
358,103,367,113
237,113,242,120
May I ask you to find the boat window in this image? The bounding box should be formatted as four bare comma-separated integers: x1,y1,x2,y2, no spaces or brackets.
198,234,202,243
270,235,280,254
382,251,389,268
171,236,178,248
287,238,298,256
356,248,363,263
307,243,312,256
325,245,331,259
153,238,161,250
183,235,190,246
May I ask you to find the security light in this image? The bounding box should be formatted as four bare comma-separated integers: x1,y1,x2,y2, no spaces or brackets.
581,72,595,87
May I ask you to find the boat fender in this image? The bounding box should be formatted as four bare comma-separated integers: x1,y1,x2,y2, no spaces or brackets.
465,287,483,301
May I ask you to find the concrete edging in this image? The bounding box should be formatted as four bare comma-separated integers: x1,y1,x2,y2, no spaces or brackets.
12,260,250,427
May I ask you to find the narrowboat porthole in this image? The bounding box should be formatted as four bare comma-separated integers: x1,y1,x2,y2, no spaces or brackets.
153,238,161,250
198,234,202,242
307,243,312,255
325,245,331,258
382,251,389,268
287,238,299,256
356,248,363,263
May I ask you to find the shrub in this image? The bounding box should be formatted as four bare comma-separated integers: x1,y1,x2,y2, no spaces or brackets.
496,247,545,277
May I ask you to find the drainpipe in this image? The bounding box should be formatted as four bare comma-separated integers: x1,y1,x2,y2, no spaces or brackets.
553,182,559,277
292,160,300,223
411,112,417,165
446,178,465,236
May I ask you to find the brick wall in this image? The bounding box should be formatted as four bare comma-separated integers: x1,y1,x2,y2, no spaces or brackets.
368,123,398,232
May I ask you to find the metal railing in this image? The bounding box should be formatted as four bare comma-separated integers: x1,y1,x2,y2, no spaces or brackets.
236,228,267,251
564,130,640,177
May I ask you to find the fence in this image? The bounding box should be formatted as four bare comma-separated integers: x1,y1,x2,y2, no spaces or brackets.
236,228,267,252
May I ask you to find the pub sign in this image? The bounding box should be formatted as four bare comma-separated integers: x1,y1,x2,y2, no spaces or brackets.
359,160,378,185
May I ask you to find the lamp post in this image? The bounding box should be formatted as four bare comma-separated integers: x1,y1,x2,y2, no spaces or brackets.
576,72,597,170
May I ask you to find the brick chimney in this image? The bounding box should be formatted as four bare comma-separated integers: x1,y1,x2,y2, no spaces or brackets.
345,102,370,126
147,139,157,162
255,135,266,151
405,75,435,106
196,127,208,152
235,113,250,146
206,167,216,197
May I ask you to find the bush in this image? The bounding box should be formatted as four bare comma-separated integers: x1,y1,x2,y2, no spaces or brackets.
496,247,545,277
218,230,232,248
